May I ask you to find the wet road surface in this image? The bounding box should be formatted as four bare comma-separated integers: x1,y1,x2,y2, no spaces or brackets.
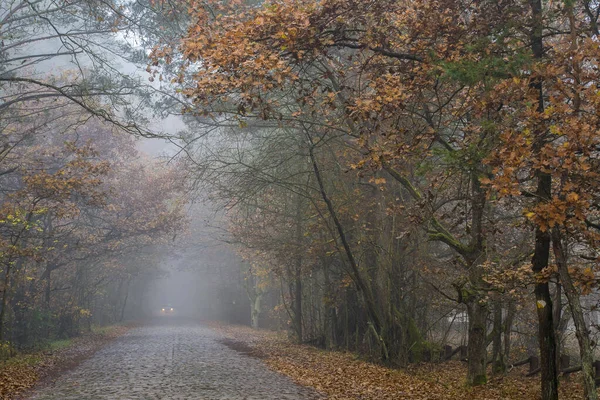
28,321,320,400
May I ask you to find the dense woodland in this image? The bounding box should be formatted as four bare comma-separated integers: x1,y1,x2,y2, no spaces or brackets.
3,0,600,399
0,0,189,351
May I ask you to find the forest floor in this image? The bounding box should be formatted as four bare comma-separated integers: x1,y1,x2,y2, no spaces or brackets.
210,322,585,400
0,324,132,399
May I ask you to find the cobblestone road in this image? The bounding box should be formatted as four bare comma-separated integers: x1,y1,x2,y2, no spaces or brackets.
28,321,320,400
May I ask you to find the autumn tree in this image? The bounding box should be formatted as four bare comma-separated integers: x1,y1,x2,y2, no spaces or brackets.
0,95,187,347
152,0,600,396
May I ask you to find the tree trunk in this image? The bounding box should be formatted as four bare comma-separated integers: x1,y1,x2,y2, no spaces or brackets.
251,291,262,329
491,301,505,374
292,190,304,342
532,221,558,400
503,301,516,362
114,278,124,322
466,298,488,385
45,268,52,339
553,278,562,362
322,256,336,349
529,0,559,397
45,269,51,308
293,266,302,340
465,172,489,385
553,228,597,400
119,277,131,322
0,263,12,342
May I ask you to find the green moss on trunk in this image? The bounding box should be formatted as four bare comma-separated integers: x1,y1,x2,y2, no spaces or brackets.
473,374,487,385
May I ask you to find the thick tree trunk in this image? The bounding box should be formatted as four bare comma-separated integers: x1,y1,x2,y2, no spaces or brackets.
553,228,597,400
465,173,489,385
532,223,558,400
0,263,11,342
465,297,488,385
250,291,262,329
529,0,559,398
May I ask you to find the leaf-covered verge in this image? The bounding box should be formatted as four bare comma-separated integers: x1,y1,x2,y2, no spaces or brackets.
210,322,584,400
0,324,131,399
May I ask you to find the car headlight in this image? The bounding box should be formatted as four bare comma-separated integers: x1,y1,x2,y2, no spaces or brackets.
170,308,173,311
162,308,165,311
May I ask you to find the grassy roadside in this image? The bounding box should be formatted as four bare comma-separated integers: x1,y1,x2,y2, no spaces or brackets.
209,322,584,400
0,324,132,399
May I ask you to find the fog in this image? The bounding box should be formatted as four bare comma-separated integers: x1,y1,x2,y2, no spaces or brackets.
113,198,250,325
143,253,246,321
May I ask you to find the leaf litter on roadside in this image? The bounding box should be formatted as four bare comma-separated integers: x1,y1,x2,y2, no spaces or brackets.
0,325,130,400
210,322,584,400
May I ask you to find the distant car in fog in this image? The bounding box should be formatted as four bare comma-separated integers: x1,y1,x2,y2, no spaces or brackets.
161,305,175,314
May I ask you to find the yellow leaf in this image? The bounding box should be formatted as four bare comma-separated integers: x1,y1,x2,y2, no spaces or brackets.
536,300,546,309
